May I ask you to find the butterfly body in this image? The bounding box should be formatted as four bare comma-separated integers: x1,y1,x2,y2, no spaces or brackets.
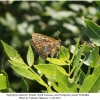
31,33,61,59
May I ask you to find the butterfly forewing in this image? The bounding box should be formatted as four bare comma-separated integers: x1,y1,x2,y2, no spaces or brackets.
31,33,61,59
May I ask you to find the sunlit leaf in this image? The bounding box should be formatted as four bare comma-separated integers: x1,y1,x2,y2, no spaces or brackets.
27,45,34,67
0,74,7,90
0,70,14,92
38,56,45,64
56,68,78,92
34,64,56,77
79,64,100,92
34,64,68,77
73,60,84,78
9,60,48,88
46,58,67,66
73,46,83,68
59,46,70,61
1,40,24,63
90,76,100,92
90,46,100,68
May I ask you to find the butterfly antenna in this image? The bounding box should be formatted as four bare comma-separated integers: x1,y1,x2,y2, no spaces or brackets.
57,31,63,46
57,31,60,40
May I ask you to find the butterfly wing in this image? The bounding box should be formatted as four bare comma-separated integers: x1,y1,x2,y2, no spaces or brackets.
31,33,61,59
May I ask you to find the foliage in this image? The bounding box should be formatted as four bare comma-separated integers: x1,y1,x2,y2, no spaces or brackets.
1,16,100,92
0,1,100,92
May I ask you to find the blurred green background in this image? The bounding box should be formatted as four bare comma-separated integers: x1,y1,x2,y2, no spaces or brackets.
0,1,100,92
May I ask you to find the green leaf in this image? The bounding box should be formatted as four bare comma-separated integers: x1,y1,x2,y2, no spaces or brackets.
90,46,100,68
59,46,70,61
38,56,45,64
96,1,100,7
83,18,100,46
21,77,29,92
34,64,68,77
9,60,28,68
73,60,84,78
56,65,69,76
1,70,10,88
1,40,52,92
27,45,34,67
82,44,92,66
84,45,100,67
56,68,78,92
0,70,14,92
52,83,60,92
0,74,7,90
10,66,36,80
73,46,83,68
34,64,77,92
1,40,24,63
90,76,100,92
70,37,80,66
46,58,67,66
79,64,100,92
9,60,48,88
83,44,92,53
70,46,84,76
83,51,92,66
79,70,85,86
34,64,56,77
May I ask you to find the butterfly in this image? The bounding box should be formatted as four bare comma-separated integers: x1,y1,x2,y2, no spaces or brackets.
31,33,61,59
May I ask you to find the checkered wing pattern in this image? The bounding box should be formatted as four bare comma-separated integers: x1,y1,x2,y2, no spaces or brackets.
31,33,61,59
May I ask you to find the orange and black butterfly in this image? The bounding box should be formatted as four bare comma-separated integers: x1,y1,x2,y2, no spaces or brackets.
31,33,61,59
